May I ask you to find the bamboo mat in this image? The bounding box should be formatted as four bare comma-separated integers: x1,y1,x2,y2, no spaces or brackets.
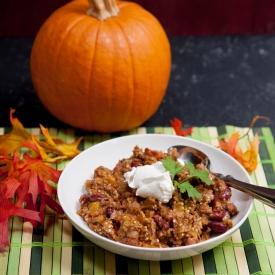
1,125,275,275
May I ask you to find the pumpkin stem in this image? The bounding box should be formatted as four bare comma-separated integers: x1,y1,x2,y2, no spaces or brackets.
87,0,119,21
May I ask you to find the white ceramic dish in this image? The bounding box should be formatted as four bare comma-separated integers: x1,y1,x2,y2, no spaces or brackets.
57,134,253,261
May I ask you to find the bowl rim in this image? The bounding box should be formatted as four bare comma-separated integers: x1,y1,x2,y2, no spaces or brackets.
57,134,253,252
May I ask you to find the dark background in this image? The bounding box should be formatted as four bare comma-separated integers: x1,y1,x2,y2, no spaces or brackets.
1,0,275,134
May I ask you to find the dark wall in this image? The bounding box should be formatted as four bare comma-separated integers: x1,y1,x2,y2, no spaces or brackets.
1,0,275,37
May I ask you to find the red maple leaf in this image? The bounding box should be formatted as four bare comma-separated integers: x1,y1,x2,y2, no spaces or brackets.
0,178,41,252
14,146,64,225
0,109,83,252
170,118,193,136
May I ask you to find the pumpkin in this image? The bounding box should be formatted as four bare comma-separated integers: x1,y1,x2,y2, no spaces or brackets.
30,0,171,133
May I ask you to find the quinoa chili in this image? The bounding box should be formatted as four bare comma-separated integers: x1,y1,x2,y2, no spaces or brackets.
77,146,238,248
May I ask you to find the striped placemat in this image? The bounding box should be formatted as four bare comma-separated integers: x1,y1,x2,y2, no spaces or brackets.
1,126,275,275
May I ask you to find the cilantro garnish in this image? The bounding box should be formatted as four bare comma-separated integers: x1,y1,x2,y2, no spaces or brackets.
161,156,183,178
161,156,213,199
174,181,202,198
184,162,214,185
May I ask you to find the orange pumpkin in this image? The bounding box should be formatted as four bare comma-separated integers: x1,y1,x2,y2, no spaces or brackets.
30,0,171,133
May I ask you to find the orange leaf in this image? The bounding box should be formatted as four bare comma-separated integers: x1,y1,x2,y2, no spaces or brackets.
218,132,259,171
218,133,240,157
0,155,13,181
0,109,32,155
225,132,241,158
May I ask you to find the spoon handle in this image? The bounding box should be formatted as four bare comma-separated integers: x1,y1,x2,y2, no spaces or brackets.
215,174,275,209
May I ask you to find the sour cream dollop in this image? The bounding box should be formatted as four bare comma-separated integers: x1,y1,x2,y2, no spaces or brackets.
124,161,175,203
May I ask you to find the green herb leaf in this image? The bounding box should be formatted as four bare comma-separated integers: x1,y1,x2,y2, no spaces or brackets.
185,162,213,185
161,156,213,199
161,156,183,179
185,161,195,174
175,181,202,199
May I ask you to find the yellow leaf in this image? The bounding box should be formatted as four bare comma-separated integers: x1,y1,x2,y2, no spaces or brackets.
28,138,67,163
239,133,259,171
0,109,32,155
36,125,82,159
218,132,259,171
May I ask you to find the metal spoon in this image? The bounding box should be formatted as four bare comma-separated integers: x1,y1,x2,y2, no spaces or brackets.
168,145,275,209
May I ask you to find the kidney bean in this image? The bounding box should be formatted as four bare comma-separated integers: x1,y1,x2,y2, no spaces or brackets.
152,216,170,230
152,216,160,223
208,221,227,233
159,219,170,230
219,186,231,200
210,210,226,221
79,194,88,204
112,220,120,230
106,206,115,217
88,194,104,202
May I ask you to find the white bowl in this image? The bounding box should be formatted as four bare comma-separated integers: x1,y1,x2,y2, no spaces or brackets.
57,134,253,261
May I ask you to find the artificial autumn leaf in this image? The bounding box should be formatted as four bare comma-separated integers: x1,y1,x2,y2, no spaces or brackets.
0,109,83,252
36,124,83,159
218,116,269,171
0,108,82,163
218,132,243,159
25,137,67,163
22,184,64,229
16,150,62,206
17,145,64,226
4,144,64,231
0,155,13,181
218,132,259,171
38,192,65,226
0,179,41,252
170,118,193,136
238,133,259,171
0,108,33,155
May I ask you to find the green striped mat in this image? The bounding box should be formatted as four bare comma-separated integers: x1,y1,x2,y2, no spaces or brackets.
1,126,275,275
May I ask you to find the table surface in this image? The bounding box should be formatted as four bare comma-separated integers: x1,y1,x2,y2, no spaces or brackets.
1,125,275,275
1,35,275,275
1,35,275,134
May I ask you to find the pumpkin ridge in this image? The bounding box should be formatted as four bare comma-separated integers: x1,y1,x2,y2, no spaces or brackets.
129,13,171,117
111,18,135,130
136,18,168,115
94,19,123,130
88,18,117,133
126,16,155,121
32,13,87,122
86,20,101,130
54,16,91,120
113,15,163,128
